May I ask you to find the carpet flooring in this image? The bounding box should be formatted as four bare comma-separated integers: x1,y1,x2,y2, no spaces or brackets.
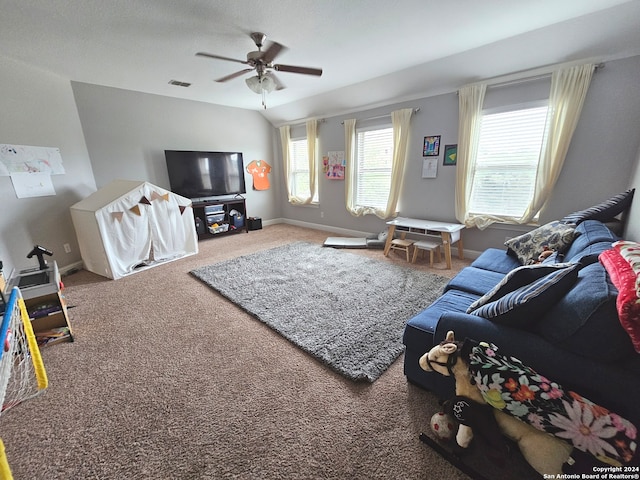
191,242,449,382
0,224,538,479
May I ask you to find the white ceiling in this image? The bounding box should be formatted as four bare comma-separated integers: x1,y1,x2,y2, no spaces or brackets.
2,0,640,125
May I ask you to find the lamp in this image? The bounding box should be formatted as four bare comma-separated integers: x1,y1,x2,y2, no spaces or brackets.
245,73,276,108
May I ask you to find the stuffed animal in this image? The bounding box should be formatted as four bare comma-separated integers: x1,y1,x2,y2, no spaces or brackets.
419,331,638,474
419,331,572,475
532,245,555,264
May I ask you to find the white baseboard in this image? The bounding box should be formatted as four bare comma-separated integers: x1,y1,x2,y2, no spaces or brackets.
58,260,84,276
270,218,374,238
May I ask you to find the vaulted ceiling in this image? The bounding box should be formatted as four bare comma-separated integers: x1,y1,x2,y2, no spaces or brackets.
2,0,640,125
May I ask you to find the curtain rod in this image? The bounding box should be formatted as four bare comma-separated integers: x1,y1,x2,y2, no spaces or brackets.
284,118,326,128
485,62,605,90
489,62,604,89
340,107,420,125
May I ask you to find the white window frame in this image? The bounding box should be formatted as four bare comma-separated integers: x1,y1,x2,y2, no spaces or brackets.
290,136,318,204
468,100,549,220
354,124,394,211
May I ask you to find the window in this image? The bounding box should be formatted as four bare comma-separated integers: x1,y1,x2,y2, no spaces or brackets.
355,126,394,210
290,137,318,203
468,103,548,218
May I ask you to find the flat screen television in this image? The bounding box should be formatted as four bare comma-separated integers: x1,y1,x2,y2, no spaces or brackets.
165,150,246,202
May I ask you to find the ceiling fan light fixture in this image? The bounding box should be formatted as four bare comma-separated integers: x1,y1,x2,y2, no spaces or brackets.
245,75,262,94
261,74,276,93
245,74,276,94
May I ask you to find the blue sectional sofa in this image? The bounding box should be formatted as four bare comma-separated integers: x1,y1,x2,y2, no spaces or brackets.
402,219,640,430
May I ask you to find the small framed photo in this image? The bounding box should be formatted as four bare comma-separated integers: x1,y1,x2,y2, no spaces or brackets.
423,135,441,156
443,144,458,166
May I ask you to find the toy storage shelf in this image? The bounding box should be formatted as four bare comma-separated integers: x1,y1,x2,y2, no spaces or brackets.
5,261,74,347
192,197,249,240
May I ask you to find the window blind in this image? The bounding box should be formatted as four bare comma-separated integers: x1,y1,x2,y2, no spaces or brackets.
469,105,548,217
290,138,311,199
355,126,393,210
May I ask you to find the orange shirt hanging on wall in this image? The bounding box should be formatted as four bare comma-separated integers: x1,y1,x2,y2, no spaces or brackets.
246,160,272,190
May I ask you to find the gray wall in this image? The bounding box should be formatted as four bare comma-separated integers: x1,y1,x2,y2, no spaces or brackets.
279,55,640,251
626,143,640,241
1,54,639,277
71,82,280,225
0,56,97,275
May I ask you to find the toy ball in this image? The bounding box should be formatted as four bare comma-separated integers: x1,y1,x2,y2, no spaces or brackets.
430,411,455,441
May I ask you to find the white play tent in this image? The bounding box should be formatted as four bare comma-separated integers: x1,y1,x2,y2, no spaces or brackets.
70,179,198,280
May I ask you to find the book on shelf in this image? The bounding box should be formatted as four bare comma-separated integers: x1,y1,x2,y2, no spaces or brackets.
36,327,71,346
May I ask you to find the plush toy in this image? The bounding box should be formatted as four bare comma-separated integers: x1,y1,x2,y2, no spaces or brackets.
533,245,555,264
420,331,572,475
419,331,638,475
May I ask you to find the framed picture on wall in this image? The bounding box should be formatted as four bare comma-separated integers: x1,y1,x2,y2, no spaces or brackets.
423,135,441,156
443,144,458,166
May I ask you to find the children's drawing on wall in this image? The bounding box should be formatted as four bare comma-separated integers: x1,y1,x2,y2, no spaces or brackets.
246,159,272,190
324,151,345,180
0,143,65,175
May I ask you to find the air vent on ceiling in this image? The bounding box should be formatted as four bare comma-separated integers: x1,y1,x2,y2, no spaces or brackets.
168,80,191,87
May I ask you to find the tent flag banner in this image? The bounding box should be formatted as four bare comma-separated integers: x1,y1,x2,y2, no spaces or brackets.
111,211,124,222
150,191,167,202
140,195,151,205
129,205,141,216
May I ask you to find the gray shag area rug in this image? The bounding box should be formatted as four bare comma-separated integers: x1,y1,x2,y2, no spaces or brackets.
191,241,449,382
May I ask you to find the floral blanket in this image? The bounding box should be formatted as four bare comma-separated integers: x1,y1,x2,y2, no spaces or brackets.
467,340,637,466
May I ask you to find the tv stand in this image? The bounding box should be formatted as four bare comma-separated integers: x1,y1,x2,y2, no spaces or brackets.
192,197,249,240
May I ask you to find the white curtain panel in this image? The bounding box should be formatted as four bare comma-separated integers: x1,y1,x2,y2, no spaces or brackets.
344,118,358,215
306,118,318,204
455,84,487,226
383,108,414,219
522,63,596,221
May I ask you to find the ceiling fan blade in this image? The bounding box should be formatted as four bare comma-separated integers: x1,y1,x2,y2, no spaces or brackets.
196,52,249,65
274,64,323,76
261,41,286,64
215,68,254,82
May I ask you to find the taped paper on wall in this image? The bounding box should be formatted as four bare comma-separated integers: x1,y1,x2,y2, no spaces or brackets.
10,173,56,198
0,144,65,176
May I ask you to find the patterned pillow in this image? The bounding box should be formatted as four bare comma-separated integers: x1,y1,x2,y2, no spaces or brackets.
504,221,579,265
469,264,580,328
561,188,635,225
467,262,575,313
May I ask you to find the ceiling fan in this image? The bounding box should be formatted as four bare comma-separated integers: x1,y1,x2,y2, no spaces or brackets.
196,32,323,108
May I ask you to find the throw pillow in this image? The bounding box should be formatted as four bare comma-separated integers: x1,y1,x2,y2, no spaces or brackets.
561,188,635,225
504,221,579,265
469,264,580,329
467,262,576,313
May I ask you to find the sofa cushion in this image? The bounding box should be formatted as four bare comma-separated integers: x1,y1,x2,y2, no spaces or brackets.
468,264,580,329
504,221,579,265
443,267,505,296
403,290,479,352
470,248,521,274
535,263,636,362
467,262,577,313
562,220,618,261
561,188,635,225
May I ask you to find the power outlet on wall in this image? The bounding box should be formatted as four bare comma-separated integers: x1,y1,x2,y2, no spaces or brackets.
63,243,71,254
